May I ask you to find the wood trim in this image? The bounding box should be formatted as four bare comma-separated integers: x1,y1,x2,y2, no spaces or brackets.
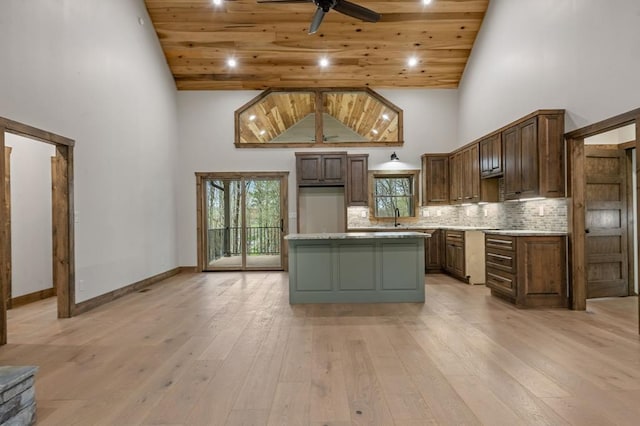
0,117,74,147
619,140,636,150
568,136,586,310
73,267,182,315
196,175,204,271
11,288,55,308
179,266,198,273
0,132,6,344
0,117,75,346
53,146,73,318
625,148,636,296
565,108,640,140
3,147,11,310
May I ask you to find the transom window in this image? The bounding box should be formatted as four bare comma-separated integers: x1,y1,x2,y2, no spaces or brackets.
235,88,403,147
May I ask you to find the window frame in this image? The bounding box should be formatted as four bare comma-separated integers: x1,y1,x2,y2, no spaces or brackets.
234,87,403,148
368,169,420,221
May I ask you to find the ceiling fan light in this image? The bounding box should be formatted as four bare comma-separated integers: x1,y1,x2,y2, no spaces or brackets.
390,152,399,161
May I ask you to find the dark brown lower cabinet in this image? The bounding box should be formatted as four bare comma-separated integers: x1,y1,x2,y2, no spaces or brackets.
485,233,567,308
444,230,466,281
424,229,443,273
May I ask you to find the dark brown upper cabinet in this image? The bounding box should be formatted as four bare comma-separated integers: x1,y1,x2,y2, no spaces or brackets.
421,154,449,206
480,133,503,178
503,111,565,200
296,152,347,186
449,144,480,204
346,154,368,206
235,88,403,148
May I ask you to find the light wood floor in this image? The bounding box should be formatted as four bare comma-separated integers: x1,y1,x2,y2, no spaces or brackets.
1,273,639,426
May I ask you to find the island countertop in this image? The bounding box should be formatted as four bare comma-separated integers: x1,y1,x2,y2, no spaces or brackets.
285,231,430,240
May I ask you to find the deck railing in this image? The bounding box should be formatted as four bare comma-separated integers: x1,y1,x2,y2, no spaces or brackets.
207,226,281,261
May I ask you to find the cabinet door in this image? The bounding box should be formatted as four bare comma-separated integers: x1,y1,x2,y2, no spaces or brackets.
322,154,346,184
449,152,462,204
480,133,503,178
422,155,449,205
425,229,442,271
469,144,480,201
297,154,323,185
347,155,368,206
503,126,521,200
518,118,539,198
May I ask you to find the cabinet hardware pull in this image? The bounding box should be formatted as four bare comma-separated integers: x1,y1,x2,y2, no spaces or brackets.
487,253,511,260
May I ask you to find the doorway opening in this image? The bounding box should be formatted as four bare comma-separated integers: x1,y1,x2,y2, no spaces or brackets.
0,117,75,345
195,172,288,271
566,109,640,333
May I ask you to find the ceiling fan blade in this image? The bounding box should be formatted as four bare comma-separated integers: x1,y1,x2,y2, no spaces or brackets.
309,8,326,34
333,0,380,22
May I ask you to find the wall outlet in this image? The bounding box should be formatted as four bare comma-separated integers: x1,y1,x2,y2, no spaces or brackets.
422,210,429,217
484,209,489,217
360,210,367,218
539,206,545,216
436,210,442,217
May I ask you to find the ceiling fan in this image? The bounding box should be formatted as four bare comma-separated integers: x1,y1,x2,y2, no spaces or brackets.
257,0,381,35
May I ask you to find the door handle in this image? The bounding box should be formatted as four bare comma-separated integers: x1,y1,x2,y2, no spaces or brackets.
585,228,590,234
280,218,284,232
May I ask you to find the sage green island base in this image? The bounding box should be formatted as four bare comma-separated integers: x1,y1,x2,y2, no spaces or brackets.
285,232,427,304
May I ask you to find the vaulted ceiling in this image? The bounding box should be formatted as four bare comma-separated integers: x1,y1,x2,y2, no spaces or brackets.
144,0,489,90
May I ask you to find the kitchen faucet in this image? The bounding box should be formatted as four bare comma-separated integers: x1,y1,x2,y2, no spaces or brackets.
394,207,400,227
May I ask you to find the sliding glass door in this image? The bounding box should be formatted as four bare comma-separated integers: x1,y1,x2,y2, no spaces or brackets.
198,172,287,271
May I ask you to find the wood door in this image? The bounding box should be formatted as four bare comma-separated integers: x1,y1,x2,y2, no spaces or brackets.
584,146,629,298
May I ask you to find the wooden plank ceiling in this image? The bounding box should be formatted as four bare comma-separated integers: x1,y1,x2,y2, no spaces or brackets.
144,0,489,90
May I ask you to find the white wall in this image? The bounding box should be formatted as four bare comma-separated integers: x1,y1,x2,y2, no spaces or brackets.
0,0,179,302
458,0,640,144
5,134,55,297
176,89,458,265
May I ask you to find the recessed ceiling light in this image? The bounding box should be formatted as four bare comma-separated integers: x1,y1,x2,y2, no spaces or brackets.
259,130,266,135
319,57,329,68
249,114,256,121
227,58,237,68
382,114,389,120
423,0,432,5
371,129,379,135
213,0,223,5
407,56,418,67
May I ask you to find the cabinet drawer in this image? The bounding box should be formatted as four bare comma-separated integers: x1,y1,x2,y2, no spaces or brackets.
486,268,517,297
486,250,516,273
446,231,464,244
485,235,515,252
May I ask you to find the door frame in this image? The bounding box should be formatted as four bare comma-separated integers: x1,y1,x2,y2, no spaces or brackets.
565,108,640,320
195,171,289,272
0,116,75,345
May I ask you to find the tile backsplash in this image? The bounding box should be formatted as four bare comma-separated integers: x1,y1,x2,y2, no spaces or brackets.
348,198,568,232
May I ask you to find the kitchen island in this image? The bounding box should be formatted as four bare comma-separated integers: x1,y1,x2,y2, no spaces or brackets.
286,232,428,304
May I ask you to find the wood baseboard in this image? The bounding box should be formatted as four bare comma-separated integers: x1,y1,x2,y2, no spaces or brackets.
11,288,56,308
73,267,183,315
179,266,198,273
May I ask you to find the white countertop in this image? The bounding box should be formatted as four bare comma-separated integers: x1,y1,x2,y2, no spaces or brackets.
285,231,431,240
